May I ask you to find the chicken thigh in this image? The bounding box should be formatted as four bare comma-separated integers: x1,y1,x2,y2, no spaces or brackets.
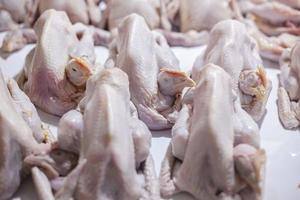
18,9,95,116
278,41,300,129
57,109,83,154
192,20,272,122
160,64,265,200
109,14,195,130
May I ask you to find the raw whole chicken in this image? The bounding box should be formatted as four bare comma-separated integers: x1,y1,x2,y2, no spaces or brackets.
0,0,36,31
235,0,300,63
178,0,235,32
104,0,170,31
0,0,102,29
0,23,110,54
30,68,159,200
275,0,300,8
159,0,239,47
0,0,110,53
102,0,210,47
7,78,53,143
1,28,37,53
192,20,272,122
108,14,195,130
244,1,300,36
244,18,299,63
38,0,102,27
278,41,300,129
0,67,52,200
0,10,18,32
160,64,266,200
18,9,96,116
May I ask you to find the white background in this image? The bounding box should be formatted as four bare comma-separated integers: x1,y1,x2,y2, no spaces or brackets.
0,33,300,200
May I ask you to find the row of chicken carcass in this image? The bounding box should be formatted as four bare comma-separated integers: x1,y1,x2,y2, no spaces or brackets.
1,0,300,63
0,9,270,200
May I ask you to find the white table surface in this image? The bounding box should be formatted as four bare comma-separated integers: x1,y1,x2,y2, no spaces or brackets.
0,33,300,200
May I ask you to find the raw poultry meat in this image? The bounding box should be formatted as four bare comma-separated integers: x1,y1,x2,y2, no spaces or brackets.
102,0,211,47
0,0,110,53
0,10,18,32
243,1,300,36
0,23,110,54
78,67,153,168
57,110,83,154
0,0,102,29
236,0,300,63
0,67,52,200
278,41,300,129
31,160,87,200
32,167,56,200
18,9,96,116
30,68,158,200
0,0,36,30
178,0,235,32
192,20,272,122
244,18,299,62
105,0,170,31
159,0,239,47
1,28,36,53
275,0,300,8
6,78,53,143
160,64,265,200
108,14,195,130
38,0,102,27
75,68,157,199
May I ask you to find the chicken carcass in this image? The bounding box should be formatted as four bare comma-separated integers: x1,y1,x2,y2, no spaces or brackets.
232,0,300,63
0,0,36,31
109,14,195,130
104,0,170,31
18,9,95,116
0,28,37,53
278,41,300,129
179,0,235,32
159,0,240,47
6,78,53,143
76,68,157,199
160,64,266,200
246,1,300,36
31,68,158,200
192,20,272,122
0,10,18,32
244,18,299,63
274,0,300,9
0,67,52,200
1,0,110,53
38,0,102,27
56,109,83,154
